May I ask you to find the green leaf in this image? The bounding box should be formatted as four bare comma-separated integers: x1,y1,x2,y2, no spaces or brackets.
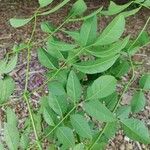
33,113,42,135
0,76,15,104
80,16,97,46
89,135,107,149
135,0,144,2
67,71,82,103
144,0,150,6
116,105,131,119
6,108,18,127
84,100,116,122
41,21,55,33
73,55,119,74
20,133,29,150
40,0,70,16
69,7,103,22
5,54,18,73
46,69,69,86
101,1,132,16
94,15,125,46
101,92,118,111
48,81,66,96
63,30,80,43
104,121,118,139
121,7,141,18
48,39,76,51
73,143,84,150
110,59,130,78
131,91,146,113
139,74,150,90
10,18,32,28
121,118,150,144
48,94,68,117
38,48,58,69
70,114,92,139
56,127,75,149
40,96,58,124
87,75,117,100
137,31,150,46
0,54,18,74
43,107,55,126
4,123,20,150
47,39,65,60
38,0,53,7
87,36,130,58
70,0,87,17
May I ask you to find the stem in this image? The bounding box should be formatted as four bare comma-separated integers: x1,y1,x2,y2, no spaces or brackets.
24,93,42,150
23,9,42,150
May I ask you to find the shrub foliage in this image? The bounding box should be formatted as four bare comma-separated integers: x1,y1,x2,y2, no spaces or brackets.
0,0,150,149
